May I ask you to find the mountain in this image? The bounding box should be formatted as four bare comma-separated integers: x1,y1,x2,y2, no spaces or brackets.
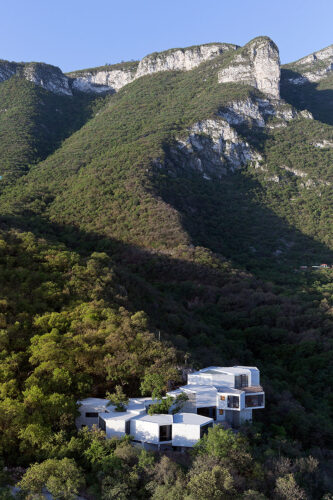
0,36,333,497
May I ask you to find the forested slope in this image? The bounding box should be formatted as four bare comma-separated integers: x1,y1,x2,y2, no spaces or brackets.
0,37,332,498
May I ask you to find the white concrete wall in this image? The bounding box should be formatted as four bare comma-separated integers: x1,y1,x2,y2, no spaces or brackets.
240,409,252,423
130,420,160,444
188,372,236,388
216,408,226,422
105,419,126,438
76,404,105,429
249,368,260,386
187,373,212,385
172,424,200,447
195,387,217,408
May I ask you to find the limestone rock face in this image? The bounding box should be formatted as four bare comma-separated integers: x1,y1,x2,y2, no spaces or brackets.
0,60,72,95
165,118,262,180
284,44,333,84
69,43,238,94
22,63,72,95
218,96,312,128
71,69,135,93
136,43,237,77
218,37,280,99
0,61,16,82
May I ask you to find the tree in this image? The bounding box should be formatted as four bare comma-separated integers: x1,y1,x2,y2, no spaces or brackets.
186,465,234,500
18,458,84,500
274,474,306,500
106,385,129,412
148,393,188,415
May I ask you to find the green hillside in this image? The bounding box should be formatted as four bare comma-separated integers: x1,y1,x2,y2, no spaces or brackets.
0,77,101,191
0,39,333,497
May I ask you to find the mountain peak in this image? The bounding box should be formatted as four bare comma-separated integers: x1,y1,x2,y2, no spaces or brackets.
218,36,280,98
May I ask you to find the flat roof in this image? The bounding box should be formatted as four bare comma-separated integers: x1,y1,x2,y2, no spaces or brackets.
217,386,243,394
192,366,258,376
99,410,142,421
180,384,217,393
77,398,110,408
173,413,213,425
134,414,173,425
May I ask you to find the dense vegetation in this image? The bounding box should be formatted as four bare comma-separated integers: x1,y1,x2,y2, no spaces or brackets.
0,39,332,497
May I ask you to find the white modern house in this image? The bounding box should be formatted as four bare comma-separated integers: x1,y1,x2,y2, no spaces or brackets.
168,366,265,428
76,366,264,449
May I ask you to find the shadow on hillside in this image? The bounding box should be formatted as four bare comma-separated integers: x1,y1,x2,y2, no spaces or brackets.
152,140,333,277
1,206,332,370
281,69,333,126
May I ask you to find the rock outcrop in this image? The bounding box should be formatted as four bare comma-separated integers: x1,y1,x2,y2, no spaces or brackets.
283,44,333,84
218,96,312,128
163,118,262,180
135,43,238,77
71,68,136,93
69,43,238,94
0,60,72,95
218,37,281,99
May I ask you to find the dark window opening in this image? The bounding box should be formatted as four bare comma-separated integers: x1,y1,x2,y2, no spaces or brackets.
235,374,248,389
197,407,216,420
245,394,264,407
86,412,98,418
125,420,131,435
227,396,239,409
159,425,172,442
99,417,106,431
200,422,213,438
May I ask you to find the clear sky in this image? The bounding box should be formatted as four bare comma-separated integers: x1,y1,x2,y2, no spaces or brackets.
1,0,332,73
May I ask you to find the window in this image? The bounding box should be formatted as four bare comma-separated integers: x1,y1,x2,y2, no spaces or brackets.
159,425,172,442
125,420,131,435
219,409,224,415
200,422,213,438
98,417,106,431
197,407,217,420
245,394,264,408
227,396,239,409
85,412,98,418
220,395,225,401
235,375,248,389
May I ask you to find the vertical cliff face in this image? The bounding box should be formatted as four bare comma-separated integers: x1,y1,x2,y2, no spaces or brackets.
218,37,281,99
21,63,72,95
68,43,239,93
135,43,238,77
71,68,136,93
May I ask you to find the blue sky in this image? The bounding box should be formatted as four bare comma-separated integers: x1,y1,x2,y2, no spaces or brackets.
1,0,332,72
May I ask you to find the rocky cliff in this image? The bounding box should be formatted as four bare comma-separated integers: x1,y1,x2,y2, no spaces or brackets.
135,43,237,76
283,44,333,84
68,43,238,93
0,59,72,95
218,37,281,99
166,118,262,179
3,37,332,100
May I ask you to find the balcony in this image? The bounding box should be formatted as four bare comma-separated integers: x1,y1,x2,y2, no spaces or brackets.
242,386,264,393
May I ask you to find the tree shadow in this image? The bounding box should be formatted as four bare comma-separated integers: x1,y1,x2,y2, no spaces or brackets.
281,68,333,126
152,139,333,278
